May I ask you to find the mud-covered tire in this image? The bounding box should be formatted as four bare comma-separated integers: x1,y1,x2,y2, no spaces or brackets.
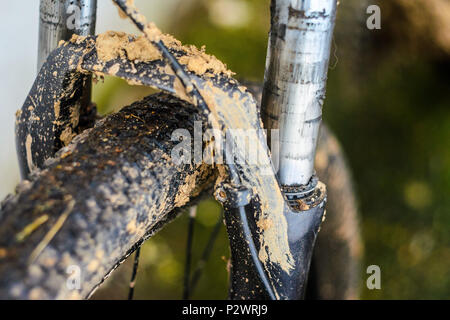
0,93,215,299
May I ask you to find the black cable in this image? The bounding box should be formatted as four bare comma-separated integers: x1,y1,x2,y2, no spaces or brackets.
128,246,141,300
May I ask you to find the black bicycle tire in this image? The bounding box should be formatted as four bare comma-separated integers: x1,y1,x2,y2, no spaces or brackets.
0,92,216,299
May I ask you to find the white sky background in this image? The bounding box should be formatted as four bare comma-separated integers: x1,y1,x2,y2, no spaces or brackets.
0,0,182,199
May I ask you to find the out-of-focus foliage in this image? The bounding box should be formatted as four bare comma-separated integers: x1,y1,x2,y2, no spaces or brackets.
92,0,450,299
93,199,229,299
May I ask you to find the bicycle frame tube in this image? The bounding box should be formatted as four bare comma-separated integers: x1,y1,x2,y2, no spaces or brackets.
261,0,337,187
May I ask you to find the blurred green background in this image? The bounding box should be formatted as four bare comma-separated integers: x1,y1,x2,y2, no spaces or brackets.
91,0,450,299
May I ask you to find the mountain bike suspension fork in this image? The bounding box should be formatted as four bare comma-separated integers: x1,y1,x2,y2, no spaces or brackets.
262,0,337,186
213,129,329,299
212,0,337,299
232,0,336,299
38,0,97,71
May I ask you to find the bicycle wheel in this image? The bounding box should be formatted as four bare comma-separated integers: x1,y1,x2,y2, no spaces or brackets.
0,92,215,299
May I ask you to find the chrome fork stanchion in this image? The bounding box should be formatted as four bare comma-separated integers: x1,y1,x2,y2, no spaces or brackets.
258,0,338,299
261,0,337,189
38,0,97,71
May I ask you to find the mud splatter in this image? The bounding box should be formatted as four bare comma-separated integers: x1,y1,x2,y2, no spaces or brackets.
94,30,233,76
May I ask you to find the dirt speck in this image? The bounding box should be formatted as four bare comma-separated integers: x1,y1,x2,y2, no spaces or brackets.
125,35,161,62
257,218,273,231
87,260,100,272
96,31,130,62
126,220,137,234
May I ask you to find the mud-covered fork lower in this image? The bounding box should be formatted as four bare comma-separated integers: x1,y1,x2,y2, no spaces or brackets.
216,179,326,300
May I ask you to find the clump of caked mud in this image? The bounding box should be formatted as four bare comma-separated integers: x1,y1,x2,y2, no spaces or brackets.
94,28,233,77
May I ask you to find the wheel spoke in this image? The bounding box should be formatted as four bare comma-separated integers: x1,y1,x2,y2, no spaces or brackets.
183,206,197,299
128,246,141,300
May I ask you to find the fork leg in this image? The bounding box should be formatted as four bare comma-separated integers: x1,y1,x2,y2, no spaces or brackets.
37,0,97,130
261,0,337,187
257,0,337,299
